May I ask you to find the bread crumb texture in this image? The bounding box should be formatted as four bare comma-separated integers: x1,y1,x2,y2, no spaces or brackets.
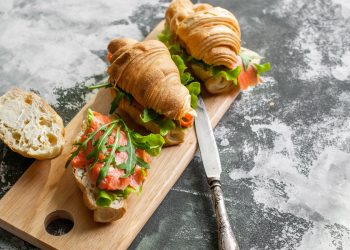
0,88,65,159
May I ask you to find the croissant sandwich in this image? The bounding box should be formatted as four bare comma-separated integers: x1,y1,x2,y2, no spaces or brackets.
160,0,270,94
106,38,198,145
66,110,164,222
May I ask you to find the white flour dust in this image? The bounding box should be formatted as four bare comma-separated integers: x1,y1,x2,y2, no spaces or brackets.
0,0,165,102
214,125,232,147
228,1,350,240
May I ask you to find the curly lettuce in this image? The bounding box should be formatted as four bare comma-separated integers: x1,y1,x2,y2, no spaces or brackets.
140,108,176,136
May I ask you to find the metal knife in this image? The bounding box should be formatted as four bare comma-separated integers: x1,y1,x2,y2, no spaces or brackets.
194,96,240,250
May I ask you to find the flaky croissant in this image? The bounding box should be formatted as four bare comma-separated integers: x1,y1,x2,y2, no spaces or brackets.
166,0,241,69
107,38,194,121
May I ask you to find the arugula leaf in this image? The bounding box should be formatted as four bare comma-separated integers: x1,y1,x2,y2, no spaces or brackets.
136,157,150,169
109,88,133,114
96,127,120,186
117,87,133,103
131,133,165,156
65,120,118,168
87,83,112,90
110,92,123,114
158,119,176,136
123,130,137,177
140,109,160,123
87,124,115,160
67,111,165,205
254,63,271,75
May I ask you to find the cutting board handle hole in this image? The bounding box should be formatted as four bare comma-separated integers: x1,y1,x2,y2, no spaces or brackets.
44,210,74,236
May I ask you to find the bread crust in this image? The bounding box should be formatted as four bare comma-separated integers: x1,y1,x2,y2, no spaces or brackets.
166,0,241,69
0,88,65,159
107,39,194,121
72,167,127,223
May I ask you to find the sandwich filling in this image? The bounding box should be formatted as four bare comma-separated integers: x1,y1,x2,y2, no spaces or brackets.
66,110,164,207
158,27,271,93
106,50,197,139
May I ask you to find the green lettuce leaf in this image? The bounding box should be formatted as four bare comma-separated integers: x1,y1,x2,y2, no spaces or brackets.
96,190,117,207
186,81,201,96
158,29,200,109
158,119,176,136
212,66,242,85
181,72,194,85
131,132,165,156
140,109,160,123
140,108,176,136
158,28,172,44
186,81,201,109
239,49,271,76
172,55,187,74
96,187,140,207
254,63,271,75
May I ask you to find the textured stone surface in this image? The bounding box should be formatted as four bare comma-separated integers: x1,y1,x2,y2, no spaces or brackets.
1,0,350,249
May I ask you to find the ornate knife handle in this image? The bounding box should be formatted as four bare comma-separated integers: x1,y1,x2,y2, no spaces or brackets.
208,177,240,250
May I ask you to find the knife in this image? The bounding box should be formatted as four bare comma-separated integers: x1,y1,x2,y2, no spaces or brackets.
194,96,240,250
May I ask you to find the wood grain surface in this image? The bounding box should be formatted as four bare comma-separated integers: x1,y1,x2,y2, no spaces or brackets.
0,21,240,250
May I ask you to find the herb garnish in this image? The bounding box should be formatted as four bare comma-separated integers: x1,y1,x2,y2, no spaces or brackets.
66,109,165,187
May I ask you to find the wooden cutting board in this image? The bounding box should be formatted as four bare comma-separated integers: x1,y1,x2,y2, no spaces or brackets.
0,21,239,250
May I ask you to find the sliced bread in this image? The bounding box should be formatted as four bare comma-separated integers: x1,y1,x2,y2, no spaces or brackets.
72,167,127,223
0,88,65,160
70,116,127,223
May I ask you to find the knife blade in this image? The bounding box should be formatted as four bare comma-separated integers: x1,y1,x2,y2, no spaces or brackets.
194,96,222,178
195,95,240,250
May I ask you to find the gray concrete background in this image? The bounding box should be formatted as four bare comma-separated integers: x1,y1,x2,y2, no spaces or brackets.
0,0,349,249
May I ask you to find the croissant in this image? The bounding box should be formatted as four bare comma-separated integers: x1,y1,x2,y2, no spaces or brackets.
107,38,194,145
108,38,193,121
163,0,269,94
166,0,241,69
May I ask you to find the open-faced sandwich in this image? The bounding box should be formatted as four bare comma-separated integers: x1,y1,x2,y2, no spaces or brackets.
66,109,164,222
159,0,270,94
105,38,198,146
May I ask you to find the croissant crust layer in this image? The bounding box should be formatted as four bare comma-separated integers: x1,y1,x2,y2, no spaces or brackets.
165,0,241,69
107,38,193,121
